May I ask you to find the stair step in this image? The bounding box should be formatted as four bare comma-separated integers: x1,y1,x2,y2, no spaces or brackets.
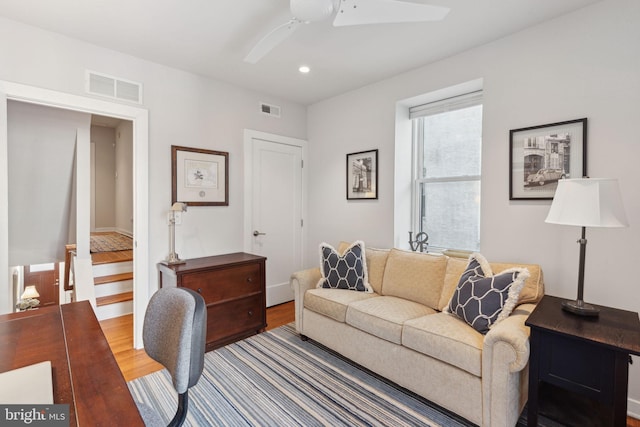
91,250,134,265
96,291,133,307
92,261,133,277
95,300,133,321
94,272,134,286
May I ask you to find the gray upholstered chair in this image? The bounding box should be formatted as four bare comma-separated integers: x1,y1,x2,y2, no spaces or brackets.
137,287,207,427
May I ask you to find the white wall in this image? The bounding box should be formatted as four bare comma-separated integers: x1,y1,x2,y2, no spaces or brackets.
115,121,133,235
306,0,640,414
7,101,91,266
0,16,307,305
91,125,116,229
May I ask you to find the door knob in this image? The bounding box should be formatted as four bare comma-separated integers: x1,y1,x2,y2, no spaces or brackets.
253,230,266,237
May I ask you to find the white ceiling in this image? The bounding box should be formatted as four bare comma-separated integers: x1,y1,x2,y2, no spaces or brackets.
0,0,601,105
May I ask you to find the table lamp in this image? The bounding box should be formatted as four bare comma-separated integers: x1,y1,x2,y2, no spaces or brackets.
545,178,628,316
17,285,40,310
164,202,188,265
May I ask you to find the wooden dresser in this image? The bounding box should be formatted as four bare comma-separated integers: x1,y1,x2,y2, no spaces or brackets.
158,252,267,352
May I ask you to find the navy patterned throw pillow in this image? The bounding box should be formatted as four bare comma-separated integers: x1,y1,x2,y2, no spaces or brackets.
317,241,371,292
445,253,529,334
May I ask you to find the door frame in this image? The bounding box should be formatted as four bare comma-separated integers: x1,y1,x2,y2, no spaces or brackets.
0,80,149,348
243,129,308,275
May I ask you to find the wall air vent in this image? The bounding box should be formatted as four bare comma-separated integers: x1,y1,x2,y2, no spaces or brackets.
85,70,143,104
260,102,281,118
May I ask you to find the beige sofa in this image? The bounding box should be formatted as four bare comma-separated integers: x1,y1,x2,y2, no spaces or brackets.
290,246,544,427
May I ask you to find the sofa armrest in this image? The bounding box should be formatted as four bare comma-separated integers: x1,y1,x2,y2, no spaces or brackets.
483,303,535,372
481,303,536,427
289,268,321,333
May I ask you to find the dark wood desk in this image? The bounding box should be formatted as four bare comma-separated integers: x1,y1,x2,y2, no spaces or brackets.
526,295,640,426
0,301,144,426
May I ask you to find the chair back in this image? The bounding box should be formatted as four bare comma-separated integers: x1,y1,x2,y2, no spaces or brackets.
143,287,206,393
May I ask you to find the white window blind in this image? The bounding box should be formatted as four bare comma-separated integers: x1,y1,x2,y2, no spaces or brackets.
409,90,483,120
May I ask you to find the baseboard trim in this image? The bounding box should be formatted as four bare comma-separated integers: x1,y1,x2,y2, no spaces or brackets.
93,227,133,238
115,228,133,237
629,397,640,419
266,282,293,307
94,227,116,233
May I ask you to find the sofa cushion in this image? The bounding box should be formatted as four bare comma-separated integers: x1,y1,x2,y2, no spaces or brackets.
365,247,389,295
346,296,436,344
445,253,529,334
490,262,544,305
304,288,378,323
439,257,545,311
317,241,372,292
438,257,470,311
403,313,484,377
381,249,447,310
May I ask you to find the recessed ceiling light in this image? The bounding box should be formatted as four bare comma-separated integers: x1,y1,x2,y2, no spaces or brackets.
298,65,311,74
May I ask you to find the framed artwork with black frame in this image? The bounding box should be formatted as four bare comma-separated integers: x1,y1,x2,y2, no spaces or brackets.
172,145,229,206
346,149,378,200
509,118,587,200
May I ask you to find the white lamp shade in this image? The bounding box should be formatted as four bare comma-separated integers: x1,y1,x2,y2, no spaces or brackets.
21,285,40,299
545,178,628,228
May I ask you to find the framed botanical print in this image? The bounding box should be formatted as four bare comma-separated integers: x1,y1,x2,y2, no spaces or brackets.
172,145,229,206
509,118,587,200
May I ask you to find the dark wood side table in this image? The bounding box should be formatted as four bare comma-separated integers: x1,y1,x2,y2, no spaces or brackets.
526,295,640,426
158,252,267,352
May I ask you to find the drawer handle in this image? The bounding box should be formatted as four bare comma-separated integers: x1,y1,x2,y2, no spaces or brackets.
248,310,253,317
197,288,202,294
246,277,253,283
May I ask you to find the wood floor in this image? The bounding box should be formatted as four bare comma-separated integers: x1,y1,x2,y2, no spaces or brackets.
100,301,640,426
91,249,133,265
100,300,295,381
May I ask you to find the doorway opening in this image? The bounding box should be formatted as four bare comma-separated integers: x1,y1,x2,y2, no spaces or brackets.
1,80,149,348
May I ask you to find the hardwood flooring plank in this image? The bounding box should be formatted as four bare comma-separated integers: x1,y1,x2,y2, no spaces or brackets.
101,301,295,381
266,301,295,331
91,249,133,265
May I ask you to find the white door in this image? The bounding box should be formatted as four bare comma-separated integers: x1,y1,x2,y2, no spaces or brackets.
245,131,305,307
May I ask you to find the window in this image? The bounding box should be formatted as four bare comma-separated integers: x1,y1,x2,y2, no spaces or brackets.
410,92,482,252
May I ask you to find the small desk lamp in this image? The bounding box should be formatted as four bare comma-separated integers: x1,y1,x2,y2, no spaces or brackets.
17,285,40,310
545,178,628,316
165,202,188,265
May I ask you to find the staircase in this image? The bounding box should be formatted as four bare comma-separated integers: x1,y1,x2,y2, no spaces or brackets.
92,251,134,321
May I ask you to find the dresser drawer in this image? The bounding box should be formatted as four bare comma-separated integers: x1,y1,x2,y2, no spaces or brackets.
206,295,264,343
158,253,267,351
181,263,262,303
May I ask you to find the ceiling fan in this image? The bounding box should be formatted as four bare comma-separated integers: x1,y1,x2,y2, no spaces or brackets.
244,0,450,64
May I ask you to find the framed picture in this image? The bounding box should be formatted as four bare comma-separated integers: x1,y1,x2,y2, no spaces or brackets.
347,149,378,200
172,145,229,206
509,118,587,200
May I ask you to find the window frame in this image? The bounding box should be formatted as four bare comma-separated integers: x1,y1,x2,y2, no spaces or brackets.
410,96,483,253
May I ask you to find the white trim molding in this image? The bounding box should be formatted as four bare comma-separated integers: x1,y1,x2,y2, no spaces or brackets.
0,80,149,349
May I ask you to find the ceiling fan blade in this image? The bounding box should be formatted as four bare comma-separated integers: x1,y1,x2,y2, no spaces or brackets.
244,19,302,64
333,0,450,27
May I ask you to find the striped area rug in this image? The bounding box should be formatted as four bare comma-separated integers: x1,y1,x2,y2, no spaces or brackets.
128,324,476,427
